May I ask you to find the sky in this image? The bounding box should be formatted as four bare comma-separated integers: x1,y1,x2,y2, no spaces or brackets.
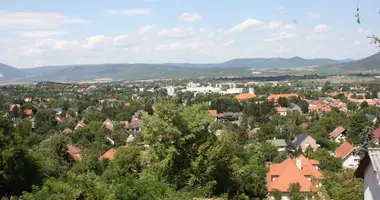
1,0,380,68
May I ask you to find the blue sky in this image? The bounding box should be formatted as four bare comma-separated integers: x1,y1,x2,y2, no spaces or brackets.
0,0,380,68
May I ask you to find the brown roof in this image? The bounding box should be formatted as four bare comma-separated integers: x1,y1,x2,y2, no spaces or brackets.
267,155,322,193
329,126,345,138
98,148,117,161
267,94,299,102
23,109,33,115
235,93,256,101
67,144,81,161
336,141,354,159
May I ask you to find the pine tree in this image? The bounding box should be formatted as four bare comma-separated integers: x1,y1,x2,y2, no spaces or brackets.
357,126,375,159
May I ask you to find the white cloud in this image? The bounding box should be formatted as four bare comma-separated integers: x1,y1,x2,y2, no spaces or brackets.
81,35,107,49
354,40,361,45
105,9,152,16
156,41,202,51
14,31,66,38
264,20,283,30
308,12,321,19
284,24,295,29
228,18,264,33
264,32,297,42
314,24,329,32
357,28,371,33
276,46,290,53
138,25,155,34
159,28,196,38
221,40,235,47
179,12,203,22
305,33,335,40
0,11,89,30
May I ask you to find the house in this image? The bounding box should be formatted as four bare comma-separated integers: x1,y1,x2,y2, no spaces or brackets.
23,109,33,117
62,128,73,134
9,104,20,111
102,119,114,131
267,94,299,102
335,141,360,169
126,119,143,133
75,121,86,130
355,148,380,200
328,126,346,143
216,112,242,122
308,103,332,113
267,155,322,199
66,144,81,161
24,98,32,102
287,103,302,113
290,134,319,152
266,139,287,152
276,107,287,116
53,108,63,115
98,148,117,161
235,92,256,101
373,128,380,145
365,114,378,124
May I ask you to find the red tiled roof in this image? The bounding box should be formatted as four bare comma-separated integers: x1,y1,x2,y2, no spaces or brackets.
152,106,156,111
373,128,380,142
235,93,256,101
276,107,287,112
9,104,20,111
98,100,105,104
267,155,322,193
67,144,81,161
124,103,130,107
23,109,33,115
309,103,332,112
98,148,117,161
208,110,218,117
329,126,345,138
267,94,299,102
335,141,354,159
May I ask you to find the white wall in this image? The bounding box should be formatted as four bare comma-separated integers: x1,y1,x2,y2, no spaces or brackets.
342,152,360,169
364,163,380,200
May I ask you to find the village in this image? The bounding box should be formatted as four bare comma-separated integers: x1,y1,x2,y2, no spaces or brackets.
0,78,379,199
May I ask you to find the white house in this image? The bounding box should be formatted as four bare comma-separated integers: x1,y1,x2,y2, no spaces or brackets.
328,126,346,143
335,141,360,169
355,148,380,200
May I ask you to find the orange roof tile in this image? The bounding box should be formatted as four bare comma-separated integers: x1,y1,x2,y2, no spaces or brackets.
335,141,354,159
124,103,130,107
267,155,322,193
23,109,33,115
152,106,156,111
309,103,331,112
67,144,81,161
267,94,299,102
329,126,345,138
208,110,218,117
235,93,256,101
98,148,117,161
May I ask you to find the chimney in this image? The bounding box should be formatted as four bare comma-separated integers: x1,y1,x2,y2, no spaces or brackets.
296,157,302,170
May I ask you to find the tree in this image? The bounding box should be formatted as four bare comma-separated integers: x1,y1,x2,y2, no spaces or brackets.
272,189,282,200
288,183,304,200
372,90,378,99
308,149,342,172
360,101,369,109
322,169,363,200
278,97,289,107
347,114,367,145
357,126,375,159
258,142,279,162
298,100,309,113
365,93,371,99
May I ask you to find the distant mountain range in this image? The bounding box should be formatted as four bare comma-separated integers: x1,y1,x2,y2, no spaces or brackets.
0,53,379,82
